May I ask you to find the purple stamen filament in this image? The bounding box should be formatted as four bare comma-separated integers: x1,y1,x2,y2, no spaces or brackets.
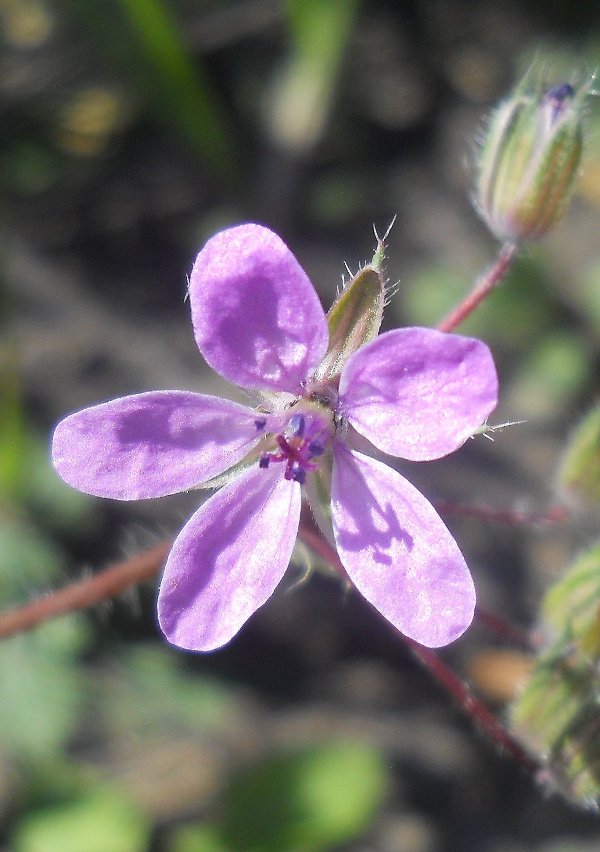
259,412,327,484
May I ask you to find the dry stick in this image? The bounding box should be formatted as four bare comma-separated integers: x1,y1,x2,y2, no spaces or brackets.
0,540,171,639
437,241,518,333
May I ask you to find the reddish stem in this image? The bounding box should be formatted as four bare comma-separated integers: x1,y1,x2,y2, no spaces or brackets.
401,633,540,774
474,605,535,650
0,540,170,639
434,500,569,528
297,505,348,581
438,242,518,333
0,518,544,774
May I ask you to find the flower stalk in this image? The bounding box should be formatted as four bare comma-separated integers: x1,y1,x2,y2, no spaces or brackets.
437,241,518,333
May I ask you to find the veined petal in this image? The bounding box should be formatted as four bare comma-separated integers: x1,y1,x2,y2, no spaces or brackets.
331,446,475,647
52,392,261,500
190,224,328,393
157,465,301,651
339,327,498,460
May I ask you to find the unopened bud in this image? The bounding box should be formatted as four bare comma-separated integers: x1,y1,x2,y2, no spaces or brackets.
477,69,591,242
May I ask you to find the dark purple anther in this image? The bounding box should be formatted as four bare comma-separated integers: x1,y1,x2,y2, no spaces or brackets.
308,441,324,457
544,83,575,123
255,418,267,430
291,464,306,484
545,83,575,102
259,454,270,469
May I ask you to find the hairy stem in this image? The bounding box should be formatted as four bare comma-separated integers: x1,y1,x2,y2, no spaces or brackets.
0,540,170,639
402,633,541,774
0,514,543,777
438,241,518,333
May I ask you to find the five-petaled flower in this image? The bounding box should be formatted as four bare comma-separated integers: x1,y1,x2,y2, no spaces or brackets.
52,224,498,652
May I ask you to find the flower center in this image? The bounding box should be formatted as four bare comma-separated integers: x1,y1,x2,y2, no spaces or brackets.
258,408,332,485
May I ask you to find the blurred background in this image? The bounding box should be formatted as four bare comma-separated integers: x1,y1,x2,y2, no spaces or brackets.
2,1,600,849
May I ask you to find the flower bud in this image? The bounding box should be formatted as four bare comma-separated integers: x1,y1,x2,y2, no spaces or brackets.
477,69,590,242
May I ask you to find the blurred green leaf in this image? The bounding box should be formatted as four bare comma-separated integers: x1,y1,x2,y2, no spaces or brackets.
169,823,227,852
0,341,26,496
69,0,236,179
13,786,149,852
0,617,89,761
0,511,64,602
102,646,240,738
0,140,63,195
507,331,591,418
220,741,387,851
402,254,557,346
22,432,94,531
268,0,359,151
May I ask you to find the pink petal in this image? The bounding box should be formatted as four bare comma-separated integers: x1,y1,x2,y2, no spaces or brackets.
331,445,475,647
340,327,498,460
190,224,328,393
157,465,301,651
52,392,261,500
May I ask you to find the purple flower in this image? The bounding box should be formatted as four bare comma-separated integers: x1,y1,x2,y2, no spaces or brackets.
52,224,498,652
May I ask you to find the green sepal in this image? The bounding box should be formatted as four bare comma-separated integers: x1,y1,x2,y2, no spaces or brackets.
509,543,600,808
557,403,600,507
542,543,600,661
313,264,385,384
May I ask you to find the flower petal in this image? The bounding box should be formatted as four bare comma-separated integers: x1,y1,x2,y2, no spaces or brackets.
331,445,475,647
157,465,301,651
52,392,261,499
339,327,498,460
190,224,328,393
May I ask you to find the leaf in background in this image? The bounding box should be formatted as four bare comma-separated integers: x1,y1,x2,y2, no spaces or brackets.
401,254,556,346
22,432,94,532
507,331,591,419
101,645,240,739
68,0,236,180
510,544,600,808
169,824,226,852
219,741,387,851
0,617,89,761
12,786,149,852
0,340,26,497
0,510,65,602
267,0,359,152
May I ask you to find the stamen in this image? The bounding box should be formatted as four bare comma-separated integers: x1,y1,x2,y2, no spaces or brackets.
291,464,306,484
255,418,267,431
257,408,332,485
